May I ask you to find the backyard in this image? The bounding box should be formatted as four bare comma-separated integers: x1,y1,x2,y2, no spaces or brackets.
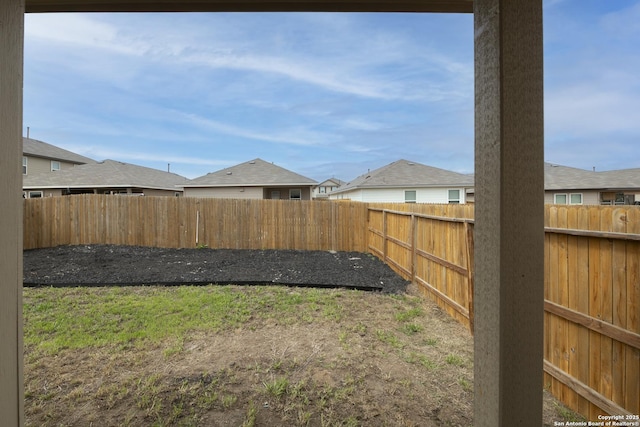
22,246,581,426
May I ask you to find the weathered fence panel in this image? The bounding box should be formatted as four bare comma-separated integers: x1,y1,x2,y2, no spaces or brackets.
544,205,640,420
23,195,369,252
367,203,475,330
368,203,639,420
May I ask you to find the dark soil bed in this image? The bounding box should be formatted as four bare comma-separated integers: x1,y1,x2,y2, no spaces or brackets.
23,245,409,293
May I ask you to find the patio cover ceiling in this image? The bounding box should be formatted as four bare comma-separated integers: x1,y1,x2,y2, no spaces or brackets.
25,0,473,13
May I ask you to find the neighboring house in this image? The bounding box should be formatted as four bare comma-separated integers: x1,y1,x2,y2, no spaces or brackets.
312,177,345,200
22,137,95,176
23,159,190,198
329,159,474,204
545,162,640,205
183,158,318,200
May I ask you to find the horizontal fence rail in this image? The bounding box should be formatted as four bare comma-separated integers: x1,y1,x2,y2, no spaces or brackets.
23,196,640,420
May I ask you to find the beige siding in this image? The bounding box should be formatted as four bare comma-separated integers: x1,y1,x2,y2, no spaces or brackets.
184,186,264,199
184,186,313,200
264,187,312,200
23,156,79,175
24,189,62,198
545,190,600,205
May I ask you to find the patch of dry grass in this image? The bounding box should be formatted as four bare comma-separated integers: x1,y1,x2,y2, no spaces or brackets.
24,285,581,426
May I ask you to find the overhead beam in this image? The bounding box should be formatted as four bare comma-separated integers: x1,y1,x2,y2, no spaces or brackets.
25,0,473,13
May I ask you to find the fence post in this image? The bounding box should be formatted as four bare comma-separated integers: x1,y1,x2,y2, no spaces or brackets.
465,221,475,334
411,214,417,284
382,210,388,263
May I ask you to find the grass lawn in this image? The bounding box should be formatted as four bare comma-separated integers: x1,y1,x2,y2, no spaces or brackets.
23,285,581,426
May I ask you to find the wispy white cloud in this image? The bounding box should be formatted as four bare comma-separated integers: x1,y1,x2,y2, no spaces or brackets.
25,14,147,56
23,7,637,181
178,112,336,147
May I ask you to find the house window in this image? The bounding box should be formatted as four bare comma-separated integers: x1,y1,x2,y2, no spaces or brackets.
22,157,27,175
319,187,326,193
554,194,567,204
289,189,301,200
570,193,583,205
51,161,61,171
405,190,416,203
448,189,460,204
28,191,42,198
271,190,280,199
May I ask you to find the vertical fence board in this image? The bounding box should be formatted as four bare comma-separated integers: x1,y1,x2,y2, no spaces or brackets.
611,208,628,410
576,206,592,416
624,207,640,415
548,206,562,399
600,208,614,405
588,208,604,420
557,206,570,404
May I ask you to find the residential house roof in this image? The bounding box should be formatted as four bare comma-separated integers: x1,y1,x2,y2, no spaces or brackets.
331,159,474,195
316,177,346,187
23,159,190,191
545,162,640,190
184,158,317,187
23,137,96,165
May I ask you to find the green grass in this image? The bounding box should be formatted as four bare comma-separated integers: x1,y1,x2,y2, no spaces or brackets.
394,307,423,323
263,377,290,397
23,285,347,356
445,354,466,367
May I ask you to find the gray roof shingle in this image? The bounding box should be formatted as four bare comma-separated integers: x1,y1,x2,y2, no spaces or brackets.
23,137,96,165
184,158,317,187
332,159,474,194
23,159,190,191
545,163,640,190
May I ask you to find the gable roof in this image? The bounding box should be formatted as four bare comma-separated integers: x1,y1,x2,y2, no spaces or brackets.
184,158,317,187
545,162,640,190
332,159,474,194
23,137,96,165
23,159,190,191
316,177,346,187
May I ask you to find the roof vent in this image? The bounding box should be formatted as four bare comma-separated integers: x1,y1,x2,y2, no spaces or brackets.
249,160,256,164
408,162,415,166
226,171,232,175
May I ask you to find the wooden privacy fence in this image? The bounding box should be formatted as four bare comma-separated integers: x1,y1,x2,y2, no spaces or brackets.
367,203,475,329
543,206,640,420
23,195,369,252
368,203,640,420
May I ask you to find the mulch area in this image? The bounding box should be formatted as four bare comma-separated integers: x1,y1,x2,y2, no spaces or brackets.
23,245,409,294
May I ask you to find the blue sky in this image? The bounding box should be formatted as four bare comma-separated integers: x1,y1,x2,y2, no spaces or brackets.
23,1,640,181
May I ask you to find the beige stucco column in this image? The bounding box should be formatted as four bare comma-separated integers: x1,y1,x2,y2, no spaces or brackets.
474,0,544,425
0,0,24,425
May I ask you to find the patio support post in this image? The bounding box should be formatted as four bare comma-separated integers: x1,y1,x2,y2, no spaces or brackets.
473,0,544,426
0,0,25,425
